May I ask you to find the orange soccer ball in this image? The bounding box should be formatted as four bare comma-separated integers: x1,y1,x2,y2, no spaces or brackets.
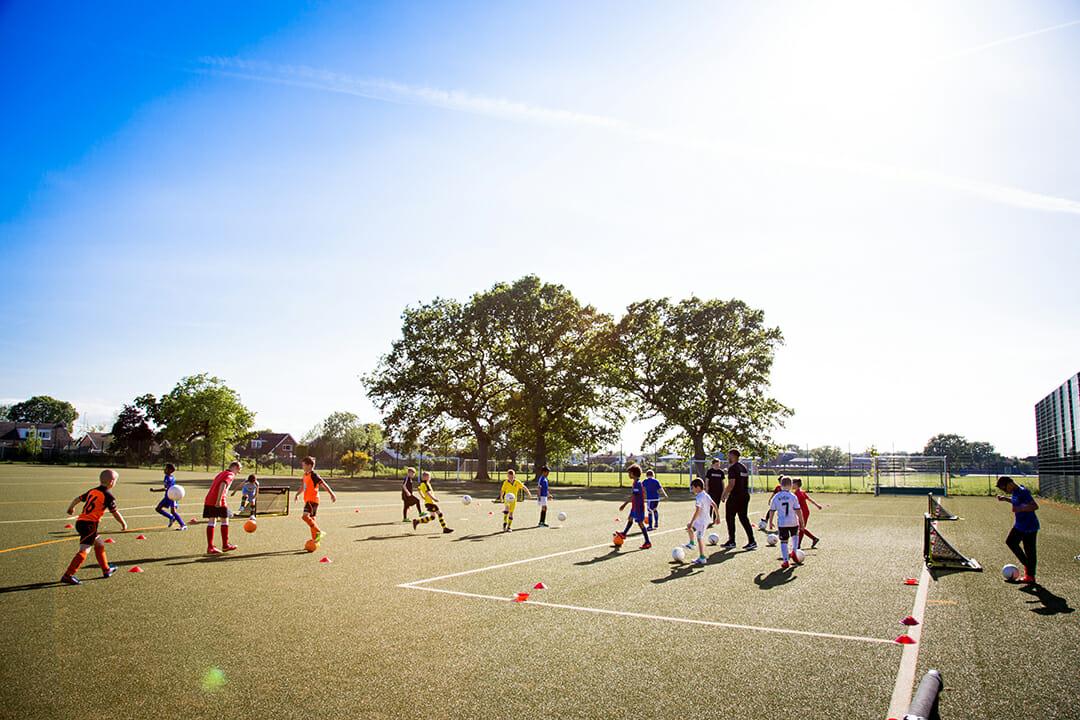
243,519,257,533
304,539,319,553
612,532,625,547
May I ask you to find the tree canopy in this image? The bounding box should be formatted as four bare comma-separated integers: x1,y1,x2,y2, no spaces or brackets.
7,395,79,431
110,403,155,463
609,297,791,477
150,374,255,468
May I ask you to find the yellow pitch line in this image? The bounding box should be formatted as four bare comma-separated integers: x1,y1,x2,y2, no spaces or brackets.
0,525,166,555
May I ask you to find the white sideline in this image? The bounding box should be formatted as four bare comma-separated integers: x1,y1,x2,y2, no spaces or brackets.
886,564,932,718
400,530,900,647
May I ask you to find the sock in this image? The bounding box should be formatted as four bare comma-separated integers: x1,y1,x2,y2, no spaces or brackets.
94,543,110,570
221,523,231,546
621,519,633,535
781,541,790,563
436,512,447,529
640,523,650,544
206,525,215,548
539,507,547,524
502,512,508,529
792,534,800,552
65,549,89,576
172,511,186,528
507,513,514,529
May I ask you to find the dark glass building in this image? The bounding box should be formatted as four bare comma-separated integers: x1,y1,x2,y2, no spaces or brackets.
1035,372,1080,501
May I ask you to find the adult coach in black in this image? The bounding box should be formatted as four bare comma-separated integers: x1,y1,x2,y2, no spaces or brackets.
704,458,725,528
720,449,756,550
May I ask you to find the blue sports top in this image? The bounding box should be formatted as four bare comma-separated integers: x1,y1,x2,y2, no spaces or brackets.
1011,485,1039,533
537,475,549,497
643,476,662,500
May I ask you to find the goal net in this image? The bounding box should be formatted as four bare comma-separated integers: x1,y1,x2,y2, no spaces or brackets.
460,459,497,480
252,486,290,516
874,455,947,496
928,493,959,521
923,513,981,571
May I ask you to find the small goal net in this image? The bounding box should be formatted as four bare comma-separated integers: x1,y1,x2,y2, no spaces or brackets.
928,493,959,521
253,486,290,516
923,513,981,571
874,455,947,496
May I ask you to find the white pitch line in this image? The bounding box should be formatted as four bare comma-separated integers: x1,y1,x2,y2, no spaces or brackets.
886,564,932,718
404,584,897,646
0,502,406,525
400,528,684,586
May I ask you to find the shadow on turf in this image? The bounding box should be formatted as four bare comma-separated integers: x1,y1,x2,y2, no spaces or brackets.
652,564,703,583
348,522,398,529
1020,584,1074,616
453,525,545,542
573,546,646,565
0,580,66,594
753,567,796,590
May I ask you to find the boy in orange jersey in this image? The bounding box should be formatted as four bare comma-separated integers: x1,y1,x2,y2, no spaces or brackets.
61,469,128,585
204,461,241,555
294,456,337,545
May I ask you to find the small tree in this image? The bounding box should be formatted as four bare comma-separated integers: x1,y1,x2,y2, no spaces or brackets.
340,450,371,477
22,427,42,458
811,445,846,472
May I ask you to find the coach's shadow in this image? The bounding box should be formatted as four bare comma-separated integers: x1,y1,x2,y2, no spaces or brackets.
1021,583,1074,616
652,564,703,584
753,567,796,590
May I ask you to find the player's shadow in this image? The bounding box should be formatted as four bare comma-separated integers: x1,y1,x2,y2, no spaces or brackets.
0,580,67,595
651,564,704,583
356,534,411,542
348,522,398,529
165,549,310,565
753,567,796,590
1020,584,1074,616
453,526,544,542
574,547,637,565
705,550,740,566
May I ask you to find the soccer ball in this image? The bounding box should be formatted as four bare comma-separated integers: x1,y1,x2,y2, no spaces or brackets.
504,492,516,504
243,519,257,533
707,532,720,546
612,532,625,547
461,495,472,505
167,485,185,502
672,547,686,563
757,518,767,531
1002,564,1021,581
304,539,319,553
766,533,778,547
793,548,806,563
557,511,567,522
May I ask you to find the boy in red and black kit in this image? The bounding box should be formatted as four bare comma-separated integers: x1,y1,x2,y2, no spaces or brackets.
204,461,241,555
61,469,128,585
295,456,337,545
792,478,823,549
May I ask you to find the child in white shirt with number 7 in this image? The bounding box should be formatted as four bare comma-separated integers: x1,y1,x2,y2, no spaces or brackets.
766,476,804,569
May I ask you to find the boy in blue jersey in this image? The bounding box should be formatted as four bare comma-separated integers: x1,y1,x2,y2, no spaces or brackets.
536,465,553,527
150,463,186,530
231,474,259,516
997,476,1040,584
643,469,668,530
615,464,651,549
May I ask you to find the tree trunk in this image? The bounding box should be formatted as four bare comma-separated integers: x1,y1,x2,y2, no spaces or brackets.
691,434,706,481
529,400,547,468
475,433,492,481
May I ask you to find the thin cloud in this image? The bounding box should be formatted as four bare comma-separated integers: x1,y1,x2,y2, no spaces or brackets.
196,57,1080,217
933,17,1080,63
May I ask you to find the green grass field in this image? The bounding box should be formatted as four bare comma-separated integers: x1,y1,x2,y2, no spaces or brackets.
1,464,1076,719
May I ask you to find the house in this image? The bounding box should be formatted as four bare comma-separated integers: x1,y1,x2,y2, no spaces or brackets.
0,422,74,450
74,432,113,454
235,432,297,461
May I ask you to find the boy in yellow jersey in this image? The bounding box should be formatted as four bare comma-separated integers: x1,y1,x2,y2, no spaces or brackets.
61,469,128,585
293,456,337,545
498,469,532,533
413,471,453,534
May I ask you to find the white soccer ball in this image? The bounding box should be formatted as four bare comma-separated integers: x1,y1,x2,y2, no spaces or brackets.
672,547,687,563
504,492,516,504
557,511,567,522
167,485,185,501
793,548,806,563
461,494,472,505
757,518,768,531
707,532,720,546
1002,564,1020,581
766,533,778,547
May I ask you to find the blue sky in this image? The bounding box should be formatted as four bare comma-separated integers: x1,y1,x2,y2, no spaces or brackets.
2,1,1078,456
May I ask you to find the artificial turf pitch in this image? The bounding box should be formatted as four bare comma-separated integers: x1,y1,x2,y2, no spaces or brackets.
0,465,1076,720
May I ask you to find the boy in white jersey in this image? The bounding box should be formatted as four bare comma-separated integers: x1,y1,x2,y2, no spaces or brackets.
765,475,804,569
683,478,716,566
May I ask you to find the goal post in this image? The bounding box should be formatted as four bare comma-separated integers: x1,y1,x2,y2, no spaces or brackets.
928,493,960,521
874,455,947,496
252,485,290,516
923,513,981,571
